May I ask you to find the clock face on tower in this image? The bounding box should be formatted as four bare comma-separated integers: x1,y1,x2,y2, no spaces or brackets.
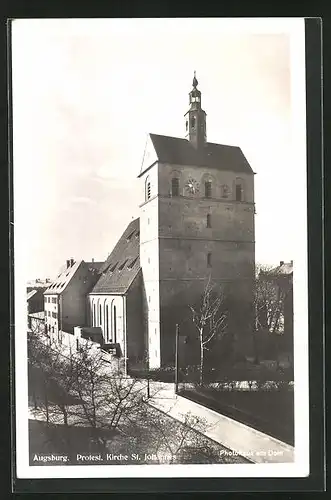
185,177,200,195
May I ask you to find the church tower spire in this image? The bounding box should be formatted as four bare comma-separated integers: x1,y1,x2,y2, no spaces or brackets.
184,71,207,149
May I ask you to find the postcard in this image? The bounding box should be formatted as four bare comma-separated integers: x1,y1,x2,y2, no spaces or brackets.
11,17,310,480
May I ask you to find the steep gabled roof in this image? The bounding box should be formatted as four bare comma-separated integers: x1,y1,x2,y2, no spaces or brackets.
27,289,38,301
91,218,140,295
44,260,103,295
273,262,293,276
139,133,253,177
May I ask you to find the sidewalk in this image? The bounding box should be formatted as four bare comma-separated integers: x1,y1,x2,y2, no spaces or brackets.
147,382,295,464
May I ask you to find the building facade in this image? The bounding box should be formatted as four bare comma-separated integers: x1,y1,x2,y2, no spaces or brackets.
44,258,102,343
87,218,144,365
139,75,255,368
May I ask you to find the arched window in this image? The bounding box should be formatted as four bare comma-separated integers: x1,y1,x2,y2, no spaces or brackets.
105,304,109,342
145,176,151,201
206,214,211,228
171,177,179,197
235,178,244,201
113,304,117,343
191,116,196,128
205,181,212,198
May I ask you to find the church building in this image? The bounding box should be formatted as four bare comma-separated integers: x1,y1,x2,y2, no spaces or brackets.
88,74,256,370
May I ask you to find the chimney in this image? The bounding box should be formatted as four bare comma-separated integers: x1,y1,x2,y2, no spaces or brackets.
66,259,71,268
69,258,75,266
92,258,94,263
280,261,284,266
290,260,293,265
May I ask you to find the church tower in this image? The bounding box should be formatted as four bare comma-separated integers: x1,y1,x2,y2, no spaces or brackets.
184,72,207,149
139,74,255,369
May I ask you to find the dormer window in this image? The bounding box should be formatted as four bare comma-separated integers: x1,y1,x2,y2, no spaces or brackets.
126,230,135,241
128,256,138,269
103,262,117,275
118,259,128,271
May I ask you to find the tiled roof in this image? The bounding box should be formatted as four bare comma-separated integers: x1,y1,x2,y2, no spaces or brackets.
44,260,103,295
266,261,293,277
27,279,52,288
27,289,38,301
276,262,293,275
91,218,140,295
28,311,45,319
139,133,253,176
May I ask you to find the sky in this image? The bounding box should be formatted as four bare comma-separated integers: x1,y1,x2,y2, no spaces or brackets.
11,18,306,280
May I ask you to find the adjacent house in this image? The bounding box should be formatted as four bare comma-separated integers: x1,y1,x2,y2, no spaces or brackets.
27,279,51,315
44,258,102,343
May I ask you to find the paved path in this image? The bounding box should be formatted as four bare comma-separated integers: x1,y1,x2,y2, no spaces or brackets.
147,382,295,464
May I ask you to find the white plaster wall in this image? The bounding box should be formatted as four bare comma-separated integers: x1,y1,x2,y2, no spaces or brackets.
88,294,125,355
44,294,59,335
140,166,161,369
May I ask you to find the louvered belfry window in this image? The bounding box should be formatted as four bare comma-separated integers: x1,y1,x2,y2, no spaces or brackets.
236,183,242,201
205,181,212,198
172,177,179,196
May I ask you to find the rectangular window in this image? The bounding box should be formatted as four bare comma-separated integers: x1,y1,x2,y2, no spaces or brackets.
52,312,57,319
207,252,212,267
207,214,211,228
205,181,212,198
172,178,179,196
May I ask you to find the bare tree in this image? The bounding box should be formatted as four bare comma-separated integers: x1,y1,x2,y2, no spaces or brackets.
253,264,292,365
125,402,224,464
69,340,147,451
189,277,227,385
28,332,149,454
